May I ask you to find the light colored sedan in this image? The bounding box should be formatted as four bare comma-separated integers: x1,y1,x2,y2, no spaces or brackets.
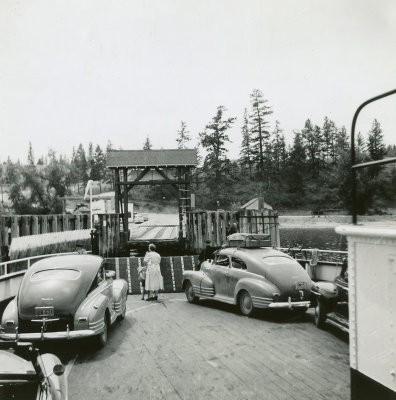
183,246,314,316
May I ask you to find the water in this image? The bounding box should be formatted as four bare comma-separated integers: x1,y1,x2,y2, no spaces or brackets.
280,227,347,251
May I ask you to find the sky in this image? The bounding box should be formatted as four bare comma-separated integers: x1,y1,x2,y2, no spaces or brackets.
1,0,396,163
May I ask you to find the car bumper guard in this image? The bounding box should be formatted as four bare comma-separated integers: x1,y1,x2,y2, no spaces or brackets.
267,298,310,309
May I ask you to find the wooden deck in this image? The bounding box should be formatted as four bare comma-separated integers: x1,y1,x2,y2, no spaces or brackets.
50,293,350,400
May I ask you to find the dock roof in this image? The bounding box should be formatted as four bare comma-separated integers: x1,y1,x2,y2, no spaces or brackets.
107,149,197,168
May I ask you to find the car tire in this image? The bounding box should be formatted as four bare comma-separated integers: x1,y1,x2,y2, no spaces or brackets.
315,299,327,329
185,281,199,304
96,315,109,348
239,290,254,316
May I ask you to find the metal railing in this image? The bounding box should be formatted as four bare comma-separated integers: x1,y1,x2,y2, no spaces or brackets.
0,251,91,278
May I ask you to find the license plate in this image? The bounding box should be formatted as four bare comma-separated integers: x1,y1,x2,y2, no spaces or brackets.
35,307,54,317
295,281,307,290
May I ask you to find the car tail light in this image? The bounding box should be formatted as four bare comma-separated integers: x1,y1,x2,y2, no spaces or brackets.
5,320,15,326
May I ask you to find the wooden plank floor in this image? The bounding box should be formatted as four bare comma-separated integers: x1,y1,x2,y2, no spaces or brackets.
65,293,350,400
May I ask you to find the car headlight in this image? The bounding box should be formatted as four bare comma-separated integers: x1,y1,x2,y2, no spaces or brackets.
273,293,280,302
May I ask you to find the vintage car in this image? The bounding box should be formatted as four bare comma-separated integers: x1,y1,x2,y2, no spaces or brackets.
0,340,67,399
312,259,349,332
0,254,128,347
182,235,315,316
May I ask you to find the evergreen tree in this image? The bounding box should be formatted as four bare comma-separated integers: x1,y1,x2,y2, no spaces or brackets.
249,89,273,176
143,137,152,150
301,119,322,174
239,109,253,178
91,144,106,181
75,144,88,185
87,142,94,178
271,120,287,174
285,131,306,201
176,121,191,149
367,119,386,160
27,142,35,165
199,105,235,185
322,117,337,164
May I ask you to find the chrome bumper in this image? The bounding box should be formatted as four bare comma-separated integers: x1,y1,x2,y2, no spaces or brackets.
0,329,96,341
267,298,310,309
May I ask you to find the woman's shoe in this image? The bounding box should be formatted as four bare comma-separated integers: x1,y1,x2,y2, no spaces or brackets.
153,296,158,301
146,298,152,301
141,297,145,300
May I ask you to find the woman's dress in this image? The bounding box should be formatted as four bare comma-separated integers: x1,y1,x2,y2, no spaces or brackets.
144,251,164,291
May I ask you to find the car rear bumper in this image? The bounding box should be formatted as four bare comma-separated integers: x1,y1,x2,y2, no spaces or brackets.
267,299,310,309
0,329,96,341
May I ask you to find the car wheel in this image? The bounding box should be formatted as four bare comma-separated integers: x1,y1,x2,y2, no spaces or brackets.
185,281,199,304
315,299,327,329
96,315,109,348
239,290,254,316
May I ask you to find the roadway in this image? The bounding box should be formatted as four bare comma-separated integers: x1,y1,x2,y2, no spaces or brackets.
40,293,350,400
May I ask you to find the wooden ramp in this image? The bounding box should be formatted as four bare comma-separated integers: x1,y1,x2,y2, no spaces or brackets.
65,294,350,400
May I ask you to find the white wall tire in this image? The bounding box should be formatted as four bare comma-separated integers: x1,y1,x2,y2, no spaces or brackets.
239,290,254,316
185,281,199,304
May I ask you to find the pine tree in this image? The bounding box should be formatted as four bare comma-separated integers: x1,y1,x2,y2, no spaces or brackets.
87,142,94,178
367,119,386,160
271,120,287,174
143,137,152,150
199,105,236,185
301,119,323,174
176,121,191,149
27,142,35,165
322,117,337,164
239,109,253,178
91,144,106,181
75,144,88,186
249,89,273,177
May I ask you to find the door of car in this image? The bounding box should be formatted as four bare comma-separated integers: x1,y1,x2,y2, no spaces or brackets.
228,256,248,297
207,253,231,298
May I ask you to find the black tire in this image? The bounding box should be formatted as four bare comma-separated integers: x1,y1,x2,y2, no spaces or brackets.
185,281,199,304
315,299,327,329
96,314,109,348
239,290,254,316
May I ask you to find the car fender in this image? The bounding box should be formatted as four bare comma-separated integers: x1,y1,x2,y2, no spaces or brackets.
313,281,338,300
112,279,128,302
75,293,110,332
182,270,208,290
40,353,67,400
234,278,278,302
1,298,18,333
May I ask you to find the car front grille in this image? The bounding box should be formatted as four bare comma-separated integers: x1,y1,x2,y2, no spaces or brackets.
19,316,74,333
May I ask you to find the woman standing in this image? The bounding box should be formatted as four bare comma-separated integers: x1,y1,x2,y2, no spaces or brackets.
144,243,163,301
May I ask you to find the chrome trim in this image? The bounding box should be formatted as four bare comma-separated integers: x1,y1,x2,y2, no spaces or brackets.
0,329,96,341
267,300,310,309
326,319,349,333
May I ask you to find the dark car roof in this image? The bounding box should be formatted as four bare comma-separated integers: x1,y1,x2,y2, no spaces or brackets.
23,254,103,286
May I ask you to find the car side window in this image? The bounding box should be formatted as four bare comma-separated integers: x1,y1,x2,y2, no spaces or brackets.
215,254,230,267
231,257,247,270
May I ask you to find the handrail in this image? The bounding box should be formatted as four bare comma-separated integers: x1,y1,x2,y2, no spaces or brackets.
0,251,91,277
351,88,396,224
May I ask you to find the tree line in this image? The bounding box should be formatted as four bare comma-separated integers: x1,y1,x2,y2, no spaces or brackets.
1,88,395,215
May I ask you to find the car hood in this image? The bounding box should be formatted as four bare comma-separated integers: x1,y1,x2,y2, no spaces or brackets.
18,278,90,320
262,257,312,298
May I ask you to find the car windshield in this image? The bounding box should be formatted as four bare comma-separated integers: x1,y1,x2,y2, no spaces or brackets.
0,381,39,399
31,269,81,281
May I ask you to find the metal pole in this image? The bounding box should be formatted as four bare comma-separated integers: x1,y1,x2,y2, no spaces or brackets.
350,88,396,224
